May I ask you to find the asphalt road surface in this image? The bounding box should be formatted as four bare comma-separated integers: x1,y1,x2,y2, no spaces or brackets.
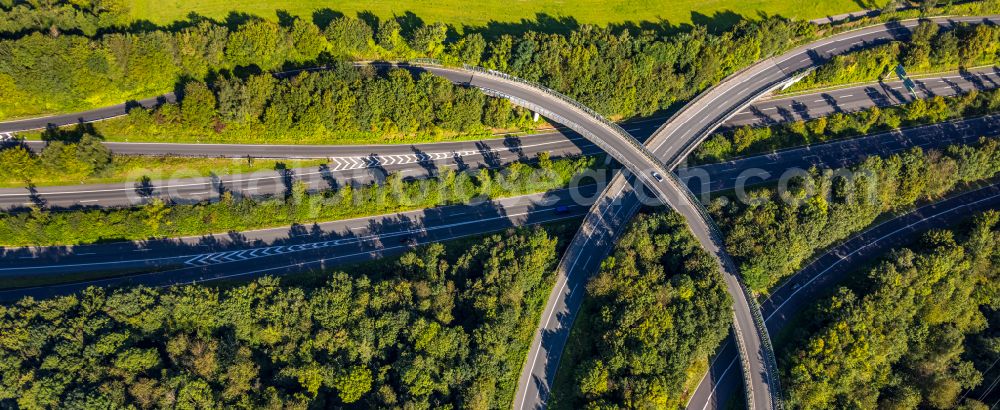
7,66,997,152
518,16,1000,410
5,63,687,231
727,66,1000,127
1,16,999,410
3,65,996,209
686,181,1000,410
0,186,595,302
6,119,995,297
0,130,607,209
0,94,175,133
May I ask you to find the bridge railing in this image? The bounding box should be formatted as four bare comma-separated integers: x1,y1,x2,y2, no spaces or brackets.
664,170,784,410
414,56,783,409
410,59,677,184
478,88,654,179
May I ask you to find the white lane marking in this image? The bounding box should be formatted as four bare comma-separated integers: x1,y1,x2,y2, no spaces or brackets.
78,199,99,203
0,137,599,199
1,204,581,272
699,357,739,410
840,94,853,98
765,187,1000,322
517,190,636,409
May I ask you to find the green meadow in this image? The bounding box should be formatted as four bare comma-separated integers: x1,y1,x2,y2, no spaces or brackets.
129,0,871,30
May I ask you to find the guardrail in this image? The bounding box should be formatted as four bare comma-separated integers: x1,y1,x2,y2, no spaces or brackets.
409,59,678,194
411,57,783,409
459,65,651,150
663,170,784,410
662,63,806,171
478,88,655,179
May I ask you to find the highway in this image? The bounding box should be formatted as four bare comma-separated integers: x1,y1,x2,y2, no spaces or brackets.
686,180,1000,409
516,15,1000,410
0,94,175,133
0,131,606,208
1,16,999,410
0,186,596,302
1,63,683,222
6,120,991,298
729,66,1000,127
5,48,992,410
7,66,998,151
3,65,996,209
18,110,992,210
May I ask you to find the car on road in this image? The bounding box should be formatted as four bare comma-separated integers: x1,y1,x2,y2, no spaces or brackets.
554,205,571,214
651,171,664,182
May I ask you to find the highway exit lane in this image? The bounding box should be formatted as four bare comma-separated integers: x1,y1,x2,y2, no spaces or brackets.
685,181,1000,410
4,116,997,294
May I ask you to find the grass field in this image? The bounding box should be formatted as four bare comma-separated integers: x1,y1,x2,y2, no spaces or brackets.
129,0,870,31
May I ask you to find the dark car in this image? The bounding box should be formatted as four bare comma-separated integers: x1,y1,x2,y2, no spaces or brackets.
554,205,571,214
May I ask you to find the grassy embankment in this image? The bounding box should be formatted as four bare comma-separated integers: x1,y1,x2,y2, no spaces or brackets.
129,0,866,30
0,156,326,188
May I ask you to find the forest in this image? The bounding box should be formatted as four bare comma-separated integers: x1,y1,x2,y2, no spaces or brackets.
0,134,112,185
105,63,537,144
0,0,814,121
788,20,1000,92
711,137,1000,291
0,151,595,246
782,211,1000,409
695,86,1000,163
0,226,561,408
549,212,731,409
0,0,128,37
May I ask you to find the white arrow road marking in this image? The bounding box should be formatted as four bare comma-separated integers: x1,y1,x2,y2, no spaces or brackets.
316,138,576,176
182,231,418,268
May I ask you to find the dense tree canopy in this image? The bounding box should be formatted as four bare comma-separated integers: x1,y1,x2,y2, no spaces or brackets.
0,134,111,184
0,0,128,37
789,21,1000,92
115,63,533,144
551,212,731,408
0,226,560,408
712,137,1000,291
783,211,1000,409
0,7,814,120
695,87,1000,164
0,152,596,246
